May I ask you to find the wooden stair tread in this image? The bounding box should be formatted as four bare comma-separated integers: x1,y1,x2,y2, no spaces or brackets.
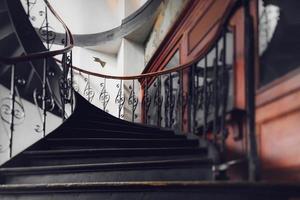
0,158,212,174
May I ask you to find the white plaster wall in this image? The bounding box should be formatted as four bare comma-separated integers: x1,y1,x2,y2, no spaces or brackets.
125,0,148,18
70,47,123,117
122,38,145,122
23,0,148,34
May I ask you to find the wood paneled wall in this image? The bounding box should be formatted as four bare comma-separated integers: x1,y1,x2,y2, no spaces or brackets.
143,0,300,181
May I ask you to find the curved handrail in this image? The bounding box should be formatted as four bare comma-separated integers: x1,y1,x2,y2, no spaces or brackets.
0,0,73,64
54,0,238,81
51,0,161,48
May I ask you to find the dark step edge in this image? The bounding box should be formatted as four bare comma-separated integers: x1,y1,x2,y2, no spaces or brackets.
65,119,173,134
56,127,181,137
45,138,196,142
23,147,206,157
0,181,299,194
0,158,212,175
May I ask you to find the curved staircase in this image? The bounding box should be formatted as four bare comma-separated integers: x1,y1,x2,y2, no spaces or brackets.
0,0,300,199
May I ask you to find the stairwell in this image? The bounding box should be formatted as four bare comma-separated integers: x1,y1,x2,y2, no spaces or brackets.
0,0,300,199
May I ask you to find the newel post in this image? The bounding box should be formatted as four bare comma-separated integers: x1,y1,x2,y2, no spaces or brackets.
243,0,260,181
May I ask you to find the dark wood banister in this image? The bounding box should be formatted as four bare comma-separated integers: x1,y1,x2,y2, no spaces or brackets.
0,0,74,65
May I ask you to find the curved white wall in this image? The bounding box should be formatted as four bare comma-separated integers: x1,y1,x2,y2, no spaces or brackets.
23,0,147,34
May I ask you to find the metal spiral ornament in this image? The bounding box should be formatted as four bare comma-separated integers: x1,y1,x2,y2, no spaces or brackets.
38,9,56,50
33,88,55,133
99,81,110,112
143,92,151,121
59,75,72,104
83,77,95,102
115,82,125,118
154,77,163,126
128,84,138,120
0,97,25,126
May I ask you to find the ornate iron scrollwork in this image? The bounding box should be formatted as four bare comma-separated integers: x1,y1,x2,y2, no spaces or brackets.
83,77,95,102
33,88,55,133
128,84,138,120
143,92,151,122
154,77,163,126
0,97,25,126
37,9,56,49
115,82,125,118
99,80,110,112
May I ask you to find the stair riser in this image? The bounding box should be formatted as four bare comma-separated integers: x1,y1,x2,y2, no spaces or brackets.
23,155,207,167
51,130,184,139
63,122,170,134
0,192,287,200
30,140,198,150
2,167,212,184
23,148,206,158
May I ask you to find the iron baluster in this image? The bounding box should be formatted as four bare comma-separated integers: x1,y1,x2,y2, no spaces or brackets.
164,75,169,127
26,0,30,17
203,56,208,139
143,78,151,124
69,51,74,113
169,73,174,128
132,80,135,122
128,80,138,122
83,75,95,102
244,0,260,181
9,64,16,158
115,80,124,118
42,58,47,136
220,31,228,153
190,64,196,134
44,6,50,50
154,76,162,127
195,67,200,130
41,4,50,132
213,44,220,143
99,78,110,112
179,70,184,131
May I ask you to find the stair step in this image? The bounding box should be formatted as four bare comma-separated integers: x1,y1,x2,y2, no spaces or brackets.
30,138,198,150
18,154,207,167
0,181,298,199
51,127,185,139
71,111,167,130
2,147,207,167
0,158,213,184
64,120,173,134
21,147,206,158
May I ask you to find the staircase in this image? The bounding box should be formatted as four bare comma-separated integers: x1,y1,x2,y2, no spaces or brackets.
1,0,300,199
0,94,299,199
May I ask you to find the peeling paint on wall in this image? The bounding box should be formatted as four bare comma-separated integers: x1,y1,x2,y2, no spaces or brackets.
144,0,188,64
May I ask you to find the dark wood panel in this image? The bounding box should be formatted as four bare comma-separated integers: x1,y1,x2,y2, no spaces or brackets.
187,0,232,53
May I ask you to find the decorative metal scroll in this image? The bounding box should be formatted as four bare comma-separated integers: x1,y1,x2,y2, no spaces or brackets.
83,76,95,102
115,81,125,119
99,79,110,112
128,82,138,121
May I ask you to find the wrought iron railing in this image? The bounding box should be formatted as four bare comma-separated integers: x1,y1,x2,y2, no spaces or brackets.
54,29,234,154
52,0,259,180
0,0,259,181
0,0,73,161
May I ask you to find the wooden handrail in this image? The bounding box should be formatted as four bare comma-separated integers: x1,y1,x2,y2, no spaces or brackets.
0,0,73,64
